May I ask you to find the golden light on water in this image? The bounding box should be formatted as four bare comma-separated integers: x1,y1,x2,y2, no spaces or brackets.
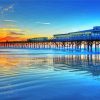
0,54,54,76
0,53,100,77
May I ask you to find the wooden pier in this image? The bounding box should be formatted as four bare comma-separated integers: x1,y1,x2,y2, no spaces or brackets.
0,40,100,52
0,26,100,52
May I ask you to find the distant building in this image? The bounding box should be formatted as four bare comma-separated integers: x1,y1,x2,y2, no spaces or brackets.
27,37,48,42
54,26,100,39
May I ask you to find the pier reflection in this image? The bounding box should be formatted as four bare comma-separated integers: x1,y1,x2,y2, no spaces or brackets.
53,55,100,76
0,53,100,77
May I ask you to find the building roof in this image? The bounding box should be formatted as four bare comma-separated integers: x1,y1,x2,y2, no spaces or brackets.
54,26,100,37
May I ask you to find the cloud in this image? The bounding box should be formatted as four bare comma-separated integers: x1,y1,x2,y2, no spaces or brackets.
35,22,51,25
0,28,20,31
0,4,14,15
8,31,25,36
3,4,14,11
42,22,51,25
0,28,25,36
3,20,16,23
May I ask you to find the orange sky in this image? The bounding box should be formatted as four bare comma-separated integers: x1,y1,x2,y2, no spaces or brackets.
0,28,52,42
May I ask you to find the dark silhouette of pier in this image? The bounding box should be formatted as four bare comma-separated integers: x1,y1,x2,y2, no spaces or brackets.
0,26,100,52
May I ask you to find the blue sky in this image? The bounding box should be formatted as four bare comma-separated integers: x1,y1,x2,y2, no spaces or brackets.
0,0,100,36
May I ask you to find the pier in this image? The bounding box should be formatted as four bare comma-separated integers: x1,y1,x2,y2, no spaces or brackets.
0,26,100,52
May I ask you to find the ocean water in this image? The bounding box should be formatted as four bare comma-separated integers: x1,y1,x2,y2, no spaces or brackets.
0,49,100,100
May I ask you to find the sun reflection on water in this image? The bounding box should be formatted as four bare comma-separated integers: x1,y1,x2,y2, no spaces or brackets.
0,51,100,77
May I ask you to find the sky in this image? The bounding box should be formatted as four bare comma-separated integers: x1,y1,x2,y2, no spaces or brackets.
0,0,100,41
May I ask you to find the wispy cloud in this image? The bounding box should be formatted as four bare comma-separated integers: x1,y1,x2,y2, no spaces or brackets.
0,4,14,15
3,20,16,23
42,22,51,25
35,22,51,25
8,31,25,36
3,4,14,11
